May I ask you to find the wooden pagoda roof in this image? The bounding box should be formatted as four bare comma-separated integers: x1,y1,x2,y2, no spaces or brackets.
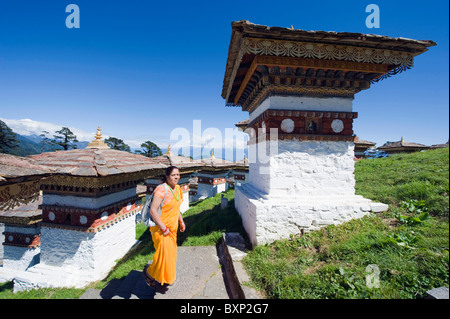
27,148,166,177
0,153,54,185
222,20,436,110
377,137,429,153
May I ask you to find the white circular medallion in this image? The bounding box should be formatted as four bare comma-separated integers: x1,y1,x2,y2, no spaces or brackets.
101,211,109,221
331,119,344,133
79,215,88,225
25,237,31,243
48,212,55,221
280,118,295,133
8,235,13,242
126,203,132,211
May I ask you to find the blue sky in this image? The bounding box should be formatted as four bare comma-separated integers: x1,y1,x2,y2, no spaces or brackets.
0,0,448,158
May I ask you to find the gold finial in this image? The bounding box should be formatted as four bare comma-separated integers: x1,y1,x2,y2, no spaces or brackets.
210,150,215,159
401,136,405,143
86,125,110,149
164,144,174,156
95,125,102,140
290,25,294,30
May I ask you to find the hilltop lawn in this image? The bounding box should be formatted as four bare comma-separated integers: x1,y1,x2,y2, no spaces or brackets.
243,148,449,299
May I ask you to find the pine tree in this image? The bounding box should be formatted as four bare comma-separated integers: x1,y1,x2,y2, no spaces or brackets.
139,141,162,157
104,137,131,152
0,120,19,153
51,127,79,150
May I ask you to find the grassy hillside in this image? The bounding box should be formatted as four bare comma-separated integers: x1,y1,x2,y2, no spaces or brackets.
355,147,449,216
244,148,449,299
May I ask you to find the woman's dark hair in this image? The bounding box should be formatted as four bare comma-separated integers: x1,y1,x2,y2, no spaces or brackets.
162,166,179,182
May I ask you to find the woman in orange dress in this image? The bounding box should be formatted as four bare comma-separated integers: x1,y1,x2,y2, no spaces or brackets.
144,166,186,287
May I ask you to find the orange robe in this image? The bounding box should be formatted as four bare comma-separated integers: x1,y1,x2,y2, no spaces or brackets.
147,184,183,285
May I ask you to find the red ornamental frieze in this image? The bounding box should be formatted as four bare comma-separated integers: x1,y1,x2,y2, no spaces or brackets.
247,109,357,139
197,177,226,185
3,232,41,249
40,196,141,232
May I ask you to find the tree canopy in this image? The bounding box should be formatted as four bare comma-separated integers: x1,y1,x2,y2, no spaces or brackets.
0,120,19,153
51,127,79,150
105,137,131,152
137,141,162,157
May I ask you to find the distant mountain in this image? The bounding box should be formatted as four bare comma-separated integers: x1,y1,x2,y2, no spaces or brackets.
11,134,42,156
4,132,91,157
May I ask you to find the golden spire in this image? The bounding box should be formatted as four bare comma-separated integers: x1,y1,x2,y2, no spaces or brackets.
210,150,215,159
86,125,110,149
94,125,102,140
164,144,174,156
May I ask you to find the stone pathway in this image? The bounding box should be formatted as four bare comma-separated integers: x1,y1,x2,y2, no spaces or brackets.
80,236,260,299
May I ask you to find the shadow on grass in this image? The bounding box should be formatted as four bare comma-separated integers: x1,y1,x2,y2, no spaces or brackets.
177,198,250,248
0,281,13,295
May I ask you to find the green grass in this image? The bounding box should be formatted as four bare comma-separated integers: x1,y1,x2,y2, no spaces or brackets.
243,215,448,299
243,148,449,299
355,148,449,216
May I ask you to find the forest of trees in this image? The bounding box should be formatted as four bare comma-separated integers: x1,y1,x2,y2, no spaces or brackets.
0,120,163,158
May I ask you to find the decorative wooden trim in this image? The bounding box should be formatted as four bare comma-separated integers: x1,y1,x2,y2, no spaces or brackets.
39,170,165,197
40,196,142,232
3,232,41,249
197,177,227,185
0,180,41,211
255,55,390,73
247,133,356,144
242,38,414,67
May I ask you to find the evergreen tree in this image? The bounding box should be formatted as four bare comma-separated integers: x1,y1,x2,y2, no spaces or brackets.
0,120,19,153
104,137,131,152
139,141,162,157
51,127,79,150
40,130,50,153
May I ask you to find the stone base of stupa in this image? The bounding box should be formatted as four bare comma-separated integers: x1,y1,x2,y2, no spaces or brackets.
235,184,388,247
235,140,388,247
11,212,138,292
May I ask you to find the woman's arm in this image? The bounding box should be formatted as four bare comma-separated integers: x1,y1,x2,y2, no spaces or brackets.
149,195,170,236
179,212,185,232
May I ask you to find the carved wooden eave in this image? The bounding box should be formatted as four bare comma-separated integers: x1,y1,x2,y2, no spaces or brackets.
27,149,167,197
0,154,54,211
222,20,436,111
0,195,42,226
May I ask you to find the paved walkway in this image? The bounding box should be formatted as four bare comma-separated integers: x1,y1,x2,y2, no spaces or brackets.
81,246,229,299
80,233,263,299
